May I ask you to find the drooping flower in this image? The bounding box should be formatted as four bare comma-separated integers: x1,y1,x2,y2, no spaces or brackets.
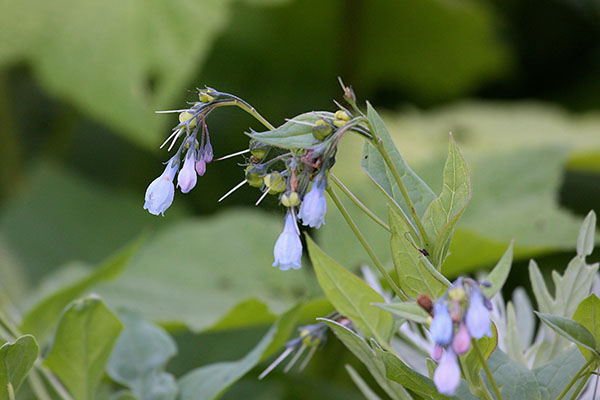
465,288,491,339
178,146,197,193
298,179,327,229
144,158,178,216
272,213,302,271
430,303,453,346
452,322,471,354
433,349,460,396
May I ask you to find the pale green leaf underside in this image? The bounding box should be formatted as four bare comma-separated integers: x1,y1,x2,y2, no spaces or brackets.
247,111,334,149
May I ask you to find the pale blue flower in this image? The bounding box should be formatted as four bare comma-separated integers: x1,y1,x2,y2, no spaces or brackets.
430,303,453,346
433,348,460,396
178,146,197,193
272,213,302,271
465,288,492,339
298,180,327,229
144,159,178,216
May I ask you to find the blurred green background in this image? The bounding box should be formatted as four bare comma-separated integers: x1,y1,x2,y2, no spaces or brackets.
1,0,600,398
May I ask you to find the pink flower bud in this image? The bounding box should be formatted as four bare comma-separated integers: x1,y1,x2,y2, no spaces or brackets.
452,323,471,354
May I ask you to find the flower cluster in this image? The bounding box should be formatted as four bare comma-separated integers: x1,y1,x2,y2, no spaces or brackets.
418,278,493,395
145,87,362,272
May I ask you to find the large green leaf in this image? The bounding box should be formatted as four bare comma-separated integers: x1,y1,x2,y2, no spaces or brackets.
97,209,311,332
421,133,472,266
374,302,429,324
572,294,600,359
321,319,411,400
247,111,334,149
0,335,39,400
362,103,435,224
20,238,141,344
483,350,542,400
44,296,123,400
107,311,177,400
534,312,597,354
0,0,287,148
322,102,600,275
178,303,301,400
306,235,393,343
533,348,586,400
461,324,498,398
388,206,450,298
481,241,513,299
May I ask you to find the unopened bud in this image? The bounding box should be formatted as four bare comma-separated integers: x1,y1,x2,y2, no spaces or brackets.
179,111,197,128
264,172,286,194
449,302,463,323
199,93,214,103
281,192,300,208
448,287,465,302
334,110,350,121
245,166,262,187
417,294,434,314
312,120,333,141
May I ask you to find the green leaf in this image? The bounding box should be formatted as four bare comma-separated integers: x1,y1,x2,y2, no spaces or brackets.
461,323,498,396
379,347,477,400
96,209,310,332
421,133,472,266
306,235,393,343
388,205,450,298
528,260,553,314
345,364,383,400
534,348,586,400
44,296,123,400
361,103,435,224
0,335,39,400
483,350,542,400
482,240,513,299
178,303,301,400
505,303,527,366
320,319,411,400
573,294,600,359
374,302,429,324
0,0,287,148
21,237,141,344
107,311,177,400
246,111,334,149
577,210,596,257
534,312,597,354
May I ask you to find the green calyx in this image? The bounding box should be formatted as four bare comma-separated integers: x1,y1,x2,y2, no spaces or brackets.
264,172,286,194
179,111,197,128
281,191,300,207
312,119,333,141
245,166,262,187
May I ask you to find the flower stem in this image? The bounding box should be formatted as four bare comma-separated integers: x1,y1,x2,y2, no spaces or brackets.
370,136,432,250
214,99,275,131
326,185,408,301
556,357,595,400
330,174,390,232
472,338,502,400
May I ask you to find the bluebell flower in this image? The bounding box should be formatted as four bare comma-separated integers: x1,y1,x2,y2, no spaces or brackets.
298,180,327,229
430,303,453,346
433,348,460,396
272,213,302,271
465,288,492,339
178,146,197,194
144,158,178,216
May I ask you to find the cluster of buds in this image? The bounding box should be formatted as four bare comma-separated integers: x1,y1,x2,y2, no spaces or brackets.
259,314,352,379
143,88,218,216
417,278,493,395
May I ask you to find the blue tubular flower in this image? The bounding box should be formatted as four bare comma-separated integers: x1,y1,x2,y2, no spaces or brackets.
144,158,178,216
433,349,460,396
298,180,327,229
178,146,197,194
272,213,302,271
430,303,454,346
465,288,492,339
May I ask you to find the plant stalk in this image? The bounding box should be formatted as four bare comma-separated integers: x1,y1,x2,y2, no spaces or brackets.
326,186,407,301
556,357,595,400
472,339,503,400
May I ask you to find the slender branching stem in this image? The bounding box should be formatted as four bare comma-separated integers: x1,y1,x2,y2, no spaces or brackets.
330,174,390,232
326,186,408,301
213,99,275,130
27,370,53,400
472,339,502,400
556,357,596,400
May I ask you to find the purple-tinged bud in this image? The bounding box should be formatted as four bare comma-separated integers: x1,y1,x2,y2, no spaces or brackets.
434,349,460,396
431,344,443,361
204,140,213,163
143,159,178,216
178,147,197,194
465,288,492,339
449,301,463,323
195,158,206,176
452,323,471,354
272,213,302,271
430,303,454,346
298,180,327,229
